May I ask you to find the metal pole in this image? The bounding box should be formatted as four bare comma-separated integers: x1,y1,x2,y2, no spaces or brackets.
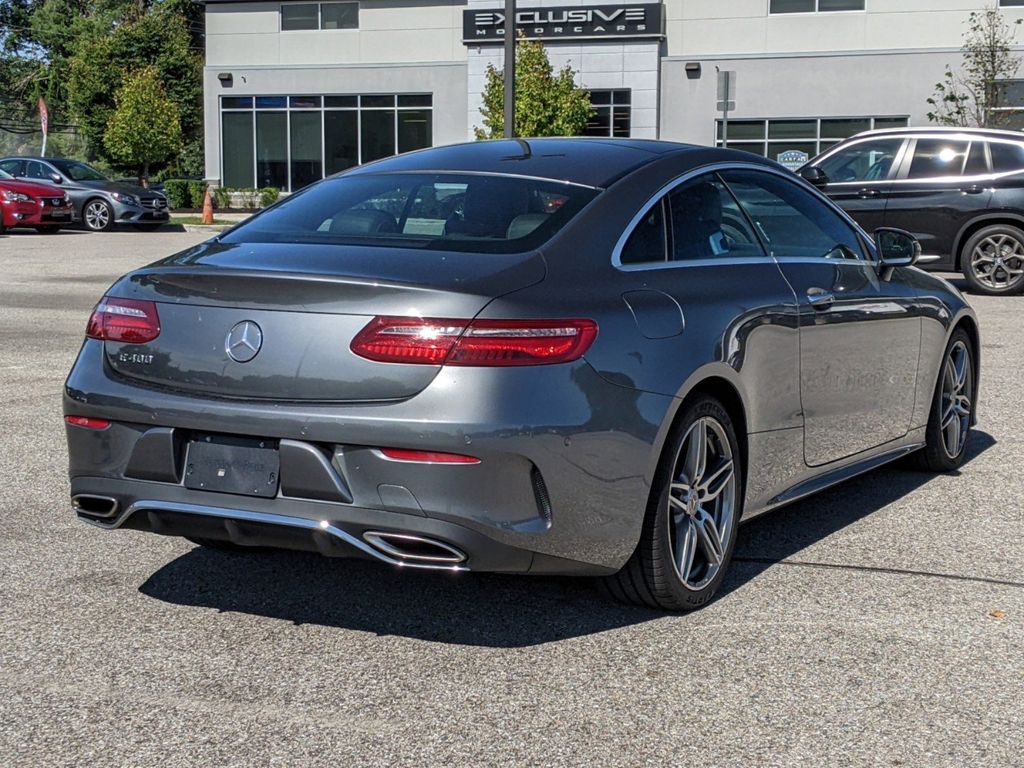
720,69,729,150
503,0,516,138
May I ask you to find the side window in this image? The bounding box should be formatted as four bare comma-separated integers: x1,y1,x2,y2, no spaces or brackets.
964,142,989,175
989,141,1024,173
666,174,764,261
907,139,969,178
721,169,867,261
26,161,51,181
0,159,22,176
817,138,903,183
620,200,667,265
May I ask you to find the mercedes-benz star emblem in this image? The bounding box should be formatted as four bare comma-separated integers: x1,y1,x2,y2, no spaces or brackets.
225,320,263,363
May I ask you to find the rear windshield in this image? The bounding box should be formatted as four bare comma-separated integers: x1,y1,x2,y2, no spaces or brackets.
219,173,599,253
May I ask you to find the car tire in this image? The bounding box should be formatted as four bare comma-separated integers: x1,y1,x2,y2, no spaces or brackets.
83,198,114,232
35,226,60,234
186,536,268,553
960,224,1024,295
913,328,976,473
603,395,743,611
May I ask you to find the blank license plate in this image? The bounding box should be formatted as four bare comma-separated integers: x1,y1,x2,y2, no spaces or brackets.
184,435,279,498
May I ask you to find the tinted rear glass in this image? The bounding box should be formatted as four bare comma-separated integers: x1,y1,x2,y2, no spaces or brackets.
990,141,1024,173
220,173,599,253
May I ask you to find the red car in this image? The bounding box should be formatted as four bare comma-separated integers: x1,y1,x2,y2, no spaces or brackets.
0,168,75,234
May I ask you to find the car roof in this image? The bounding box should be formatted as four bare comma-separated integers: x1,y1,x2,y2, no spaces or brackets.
852,126,1024,141
342,138,717,188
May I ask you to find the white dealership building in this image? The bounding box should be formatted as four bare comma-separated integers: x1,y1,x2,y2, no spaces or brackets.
201,0,1024,190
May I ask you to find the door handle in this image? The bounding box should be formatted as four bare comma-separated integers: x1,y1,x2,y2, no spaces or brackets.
961,184,984,194
806,287,835,309
857,188,880,199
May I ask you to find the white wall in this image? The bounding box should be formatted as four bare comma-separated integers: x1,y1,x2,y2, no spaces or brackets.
206,0,467,67
664,0,1024,57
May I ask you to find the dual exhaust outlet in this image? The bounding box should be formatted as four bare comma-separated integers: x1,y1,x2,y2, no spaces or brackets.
72,494,466,567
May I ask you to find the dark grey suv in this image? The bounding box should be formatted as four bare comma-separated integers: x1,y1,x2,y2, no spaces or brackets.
800,127,1024,295
0,156,169,232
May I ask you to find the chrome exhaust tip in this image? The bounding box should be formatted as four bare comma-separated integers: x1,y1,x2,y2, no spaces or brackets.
362,531,467,565
72,494,120,519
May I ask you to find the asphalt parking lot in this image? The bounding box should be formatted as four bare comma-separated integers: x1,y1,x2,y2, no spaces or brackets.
1,229,1022,767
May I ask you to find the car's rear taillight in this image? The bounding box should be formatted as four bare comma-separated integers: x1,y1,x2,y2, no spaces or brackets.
350,317,598,366
64,416,111,430
377,448,480,464
86,297,161,344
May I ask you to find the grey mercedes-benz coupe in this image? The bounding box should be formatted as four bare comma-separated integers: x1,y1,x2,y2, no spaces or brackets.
64,139,980,611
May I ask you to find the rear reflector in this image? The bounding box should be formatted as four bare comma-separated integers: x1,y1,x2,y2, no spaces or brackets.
378,448,480,464
351,317,598,366
65,416,111,430
86,297,161,344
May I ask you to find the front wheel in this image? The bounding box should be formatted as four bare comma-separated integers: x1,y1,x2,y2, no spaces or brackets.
83,198,114,232
914,328,976,472
603,396,742,611
960,225,1024,295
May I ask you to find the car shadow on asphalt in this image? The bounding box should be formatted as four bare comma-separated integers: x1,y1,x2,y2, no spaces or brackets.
138,431,995,647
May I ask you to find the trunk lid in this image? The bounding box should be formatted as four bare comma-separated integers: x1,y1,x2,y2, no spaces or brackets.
102,240,545,402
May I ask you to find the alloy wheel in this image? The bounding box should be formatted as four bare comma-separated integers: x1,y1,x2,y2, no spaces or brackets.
85,201,110,231
970,234,1024,291
940,340,972,460
667,416,737,591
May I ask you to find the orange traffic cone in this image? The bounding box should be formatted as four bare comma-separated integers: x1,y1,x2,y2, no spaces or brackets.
201,187,214,225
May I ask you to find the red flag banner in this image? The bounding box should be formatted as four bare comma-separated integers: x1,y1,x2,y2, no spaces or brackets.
39,97,49,136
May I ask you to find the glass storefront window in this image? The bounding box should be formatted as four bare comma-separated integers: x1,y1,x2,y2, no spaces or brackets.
222,112,254,188
325,111,359,175
716,116,908,160
361,110,396,163
582,90,632,138
290,111,323,191
221,94,433,191
256,112,288,189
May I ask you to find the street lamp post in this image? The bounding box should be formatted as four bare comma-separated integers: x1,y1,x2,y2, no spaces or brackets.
503,0,516,138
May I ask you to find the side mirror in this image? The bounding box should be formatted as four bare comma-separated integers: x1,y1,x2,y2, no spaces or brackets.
874,227,921,278
799,166,829,187
48,173,62,184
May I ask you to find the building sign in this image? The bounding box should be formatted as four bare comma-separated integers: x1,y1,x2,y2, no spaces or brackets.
463,3,664,43
777,149,809,170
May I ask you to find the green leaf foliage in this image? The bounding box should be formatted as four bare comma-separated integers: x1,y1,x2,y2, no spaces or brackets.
475,36,592,139
927,7,1023,128
103,66,183,181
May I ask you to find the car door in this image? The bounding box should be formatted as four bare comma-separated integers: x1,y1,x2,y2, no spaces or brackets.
720,167,921,468
610,171,803,438
812,136,906,233
882,137,991,265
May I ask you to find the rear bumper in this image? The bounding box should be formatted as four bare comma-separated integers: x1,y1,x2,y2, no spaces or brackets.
65,339,674,574
69,478,570,573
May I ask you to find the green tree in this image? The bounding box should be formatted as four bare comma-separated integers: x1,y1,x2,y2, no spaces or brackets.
475,36,592,139
103,66,182,182
928,6,1023,128
68,6,201,169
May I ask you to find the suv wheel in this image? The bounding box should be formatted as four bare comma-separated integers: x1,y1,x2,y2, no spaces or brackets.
83,198,114,232
961,224,1024,295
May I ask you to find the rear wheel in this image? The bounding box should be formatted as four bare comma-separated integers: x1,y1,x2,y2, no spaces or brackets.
83,198,114,232
961,225,1024,295
603,396,742,611
914,328,975,472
